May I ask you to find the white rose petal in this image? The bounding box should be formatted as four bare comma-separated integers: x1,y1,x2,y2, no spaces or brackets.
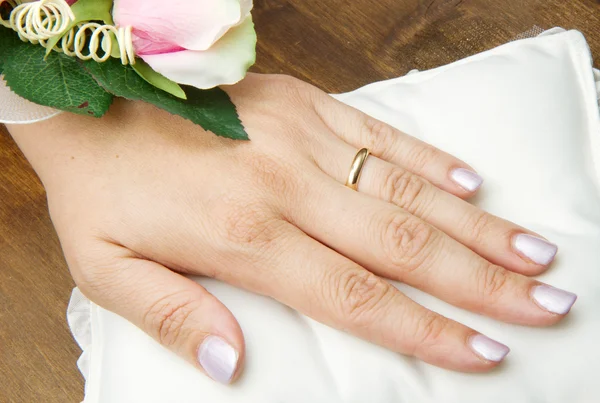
140,16,257,89
113,0,252,52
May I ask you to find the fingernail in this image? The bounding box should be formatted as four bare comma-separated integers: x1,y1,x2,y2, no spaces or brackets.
469,334,510,362
532,285,577,314
450,168,483,192
513,234,558,265
198,335,238,384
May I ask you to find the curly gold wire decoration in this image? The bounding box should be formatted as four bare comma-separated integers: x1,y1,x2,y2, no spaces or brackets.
0,0,135,65
0,0,20,28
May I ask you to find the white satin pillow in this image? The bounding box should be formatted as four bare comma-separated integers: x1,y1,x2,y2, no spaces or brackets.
69,29,600,403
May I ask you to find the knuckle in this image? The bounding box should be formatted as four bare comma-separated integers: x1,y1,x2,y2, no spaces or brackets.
223,204,285,252
381,215,437,275
382,167,429,216
412,311,449,353
271,74,304,87
477,263,511,304
272,75,314,103
463,210,494,244
362,118,396,156
406,145,441,173
334,269,391,323
143,293,199,347
249,154,297,197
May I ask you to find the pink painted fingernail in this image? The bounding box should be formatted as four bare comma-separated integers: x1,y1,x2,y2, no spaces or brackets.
198,336,238,384
450,168,483,192
513,234,558,265
469,334,510,362
532,285,577,315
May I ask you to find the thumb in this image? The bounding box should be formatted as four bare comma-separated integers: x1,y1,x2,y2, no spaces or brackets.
74,251,245,384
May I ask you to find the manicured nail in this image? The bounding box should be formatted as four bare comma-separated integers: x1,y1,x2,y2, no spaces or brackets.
513,234,558,265
450,168,483,192
198,335,238,384
532,285,577,314
469,334,510,362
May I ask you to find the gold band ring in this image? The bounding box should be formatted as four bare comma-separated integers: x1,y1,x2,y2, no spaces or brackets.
345,148,370,191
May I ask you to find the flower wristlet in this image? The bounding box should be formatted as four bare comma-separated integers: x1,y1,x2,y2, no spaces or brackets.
0,0,256,139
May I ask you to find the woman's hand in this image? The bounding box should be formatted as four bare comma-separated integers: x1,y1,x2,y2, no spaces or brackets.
8,74,576,384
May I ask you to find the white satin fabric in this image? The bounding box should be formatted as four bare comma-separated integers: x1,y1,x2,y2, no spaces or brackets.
56,28,600,402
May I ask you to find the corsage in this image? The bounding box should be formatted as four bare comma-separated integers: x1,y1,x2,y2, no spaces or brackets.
0,0,256,139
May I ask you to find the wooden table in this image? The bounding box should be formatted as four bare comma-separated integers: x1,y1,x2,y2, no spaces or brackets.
1,1,599,401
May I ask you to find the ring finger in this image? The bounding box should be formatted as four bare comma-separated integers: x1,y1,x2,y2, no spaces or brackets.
313,132,558,276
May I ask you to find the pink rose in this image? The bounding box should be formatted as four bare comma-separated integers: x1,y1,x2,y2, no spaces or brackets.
112,0,256,89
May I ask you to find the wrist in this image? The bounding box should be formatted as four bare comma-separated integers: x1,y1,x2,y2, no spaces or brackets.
6,99,132,191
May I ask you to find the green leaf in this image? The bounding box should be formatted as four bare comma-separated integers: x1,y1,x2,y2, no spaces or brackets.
45,0,115,56
84,58,248,140
0,27,23,75
2,32,113,117
132,60,187,100
72,0,115,24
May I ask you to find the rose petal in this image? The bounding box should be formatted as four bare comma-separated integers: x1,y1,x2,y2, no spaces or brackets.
113,0,253,53
140,16,256,89
240,0,253,18
131,29,185,55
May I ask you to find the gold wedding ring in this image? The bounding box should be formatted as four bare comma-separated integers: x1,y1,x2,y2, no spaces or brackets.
345,148,370,191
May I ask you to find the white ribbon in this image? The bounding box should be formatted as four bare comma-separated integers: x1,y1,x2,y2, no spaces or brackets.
0,76,61,124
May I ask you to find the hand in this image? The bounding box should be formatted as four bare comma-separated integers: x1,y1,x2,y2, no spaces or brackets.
8,74,576,384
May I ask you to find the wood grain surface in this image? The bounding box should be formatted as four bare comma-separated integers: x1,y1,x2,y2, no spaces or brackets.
1,1,599,402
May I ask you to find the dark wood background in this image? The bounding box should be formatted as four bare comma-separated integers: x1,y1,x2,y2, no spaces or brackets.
1,1,599,401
